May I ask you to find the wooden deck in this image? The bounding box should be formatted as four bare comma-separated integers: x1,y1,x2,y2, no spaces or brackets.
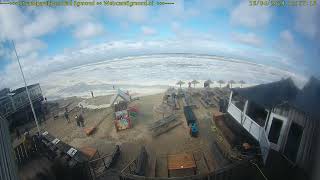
167,153,196,170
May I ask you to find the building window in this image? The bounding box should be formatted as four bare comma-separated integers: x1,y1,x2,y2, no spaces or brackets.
247,101,268,126
284,122,303,163
268,117,283,144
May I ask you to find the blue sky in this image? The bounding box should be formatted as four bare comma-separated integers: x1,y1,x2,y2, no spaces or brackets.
0,0,319,88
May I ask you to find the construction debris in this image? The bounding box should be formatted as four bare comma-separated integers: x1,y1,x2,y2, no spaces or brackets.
149,114,181,137
182,92,198,108
110,89,131,106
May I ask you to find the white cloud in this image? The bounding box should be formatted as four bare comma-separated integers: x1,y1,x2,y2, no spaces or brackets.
0,6,28,40
105,1,150,23
23,8,60,38
277,30,303,62
294,5,320,38
74,22,105,39
141,26,157,36
15,39,47,57
231,1,272,28
232,32,263,47
280,30,294,44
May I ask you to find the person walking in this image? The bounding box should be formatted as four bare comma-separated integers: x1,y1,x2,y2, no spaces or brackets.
75,115,80,127
75,114,85,127
78,114,85,127
91,91,94,98
64,108,70,123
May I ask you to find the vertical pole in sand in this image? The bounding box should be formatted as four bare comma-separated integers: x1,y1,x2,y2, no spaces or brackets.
12,40,41,134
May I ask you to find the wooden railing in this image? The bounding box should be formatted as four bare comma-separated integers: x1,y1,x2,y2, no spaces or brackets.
227,102,270,163
13,136,40,165
119,160,267,180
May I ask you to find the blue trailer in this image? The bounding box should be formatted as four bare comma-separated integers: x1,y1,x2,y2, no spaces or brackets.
183,106,197,125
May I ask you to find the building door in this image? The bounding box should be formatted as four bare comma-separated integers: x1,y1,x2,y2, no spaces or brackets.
284,122,303,163
267,113,288,151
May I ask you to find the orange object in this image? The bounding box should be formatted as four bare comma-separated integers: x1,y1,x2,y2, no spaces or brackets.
83,127,96,136
80,147,98,160
213,111,224,122
167,153,196,170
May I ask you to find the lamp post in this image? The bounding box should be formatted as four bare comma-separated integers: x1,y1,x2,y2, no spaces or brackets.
12,41,41,134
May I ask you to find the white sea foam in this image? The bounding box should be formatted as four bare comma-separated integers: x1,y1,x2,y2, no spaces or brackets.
39,54,307,100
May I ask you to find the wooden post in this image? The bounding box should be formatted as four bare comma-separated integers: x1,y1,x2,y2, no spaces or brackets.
228,91,233,106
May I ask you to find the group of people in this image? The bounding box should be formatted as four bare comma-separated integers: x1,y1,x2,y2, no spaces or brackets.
64,107,85,127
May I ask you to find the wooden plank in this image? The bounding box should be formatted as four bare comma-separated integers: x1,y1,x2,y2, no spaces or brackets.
152,121,182,137
155,156,168,177
193,151,209,175
202,151,215,172
167,153,196,170
80,147,97,160
145,149,156,177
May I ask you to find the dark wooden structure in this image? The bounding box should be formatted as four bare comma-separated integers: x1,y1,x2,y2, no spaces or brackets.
135,147,148,176
39,131,94,180
119,160,267,180
0,84,44,129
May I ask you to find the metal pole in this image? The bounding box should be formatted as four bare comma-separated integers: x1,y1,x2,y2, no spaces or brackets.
11,40,41,134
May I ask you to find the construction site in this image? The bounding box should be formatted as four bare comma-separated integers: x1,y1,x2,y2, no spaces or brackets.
3,82,264,180
3,77,320,180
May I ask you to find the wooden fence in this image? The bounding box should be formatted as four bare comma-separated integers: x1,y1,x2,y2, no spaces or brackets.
119,160,267,180
13,135,40,165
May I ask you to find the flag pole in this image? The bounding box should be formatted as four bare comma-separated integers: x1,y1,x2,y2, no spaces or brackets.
12,40,41,134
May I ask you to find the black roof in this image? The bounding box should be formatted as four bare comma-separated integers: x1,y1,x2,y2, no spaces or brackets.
11,84,39,94
234,77,320,121
234,78,299,108
293,77,320,120
0,88,10,98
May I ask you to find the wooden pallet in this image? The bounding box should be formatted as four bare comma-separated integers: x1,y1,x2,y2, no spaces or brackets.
152,120,182,137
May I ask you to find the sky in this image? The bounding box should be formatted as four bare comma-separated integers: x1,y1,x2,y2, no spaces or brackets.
0,0,319,89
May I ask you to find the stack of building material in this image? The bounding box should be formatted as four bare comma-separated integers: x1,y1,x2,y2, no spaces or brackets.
149,114,181,137
199,89,218,108
183,93,198,108
164,88,179,110
104,145,120,169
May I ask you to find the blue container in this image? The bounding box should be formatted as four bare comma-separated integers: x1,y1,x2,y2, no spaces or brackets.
190,123,198,137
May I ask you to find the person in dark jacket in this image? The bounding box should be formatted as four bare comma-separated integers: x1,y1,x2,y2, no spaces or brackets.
75,114,85,127
64,108,70,123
